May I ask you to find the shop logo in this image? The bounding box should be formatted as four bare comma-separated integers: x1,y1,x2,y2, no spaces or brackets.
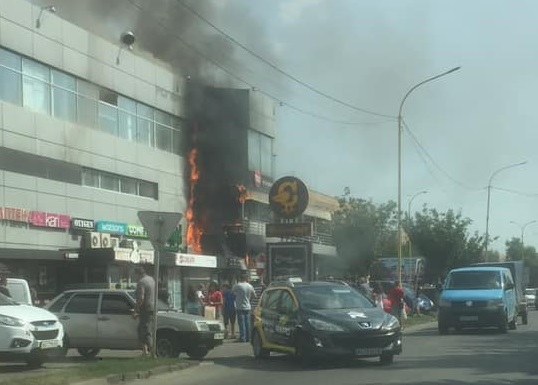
126,225,148,238
96,221,126,235
71,218,95,231
269,176,309,219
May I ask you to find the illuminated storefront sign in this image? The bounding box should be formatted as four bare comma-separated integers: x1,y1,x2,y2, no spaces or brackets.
29,211,70,229
0,207,30,222
175,253,217,268
96,221,126,234
71,218,95,231
126,225,148,238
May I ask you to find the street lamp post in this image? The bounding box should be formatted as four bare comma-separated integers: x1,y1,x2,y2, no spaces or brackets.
407,190,427,259
484,161,527,260
509,220,536,260
397,67,461,284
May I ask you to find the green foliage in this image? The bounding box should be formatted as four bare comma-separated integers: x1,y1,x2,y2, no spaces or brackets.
505,237,538,285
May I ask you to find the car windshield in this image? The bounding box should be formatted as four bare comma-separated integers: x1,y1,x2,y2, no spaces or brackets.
127,291,171,311
295,285,374,310
0,291,18,306
445,271,502,290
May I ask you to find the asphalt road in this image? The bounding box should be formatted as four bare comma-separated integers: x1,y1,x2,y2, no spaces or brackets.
2,310,538,385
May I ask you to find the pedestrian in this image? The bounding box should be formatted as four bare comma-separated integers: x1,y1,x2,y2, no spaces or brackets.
206,281,223,319
0,274,10,298
185,285,202,316
388,281,405,325
134,266,156,357
357,276,374,301
233,273,256,342
372,281,385,309
221,283,236,339
196,283,206,315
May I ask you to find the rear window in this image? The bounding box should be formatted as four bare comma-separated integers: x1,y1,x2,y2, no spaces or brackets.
6,281,31,305
446,271,502,290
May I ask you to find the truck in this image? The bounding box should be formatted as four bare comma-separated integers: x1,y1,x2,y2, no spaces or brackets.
471,261,529,325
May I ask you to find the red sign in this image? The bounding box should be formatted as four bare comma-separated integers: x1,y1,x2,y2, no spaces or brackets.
29,211,70,229
254,170,262,187
0,207,30,222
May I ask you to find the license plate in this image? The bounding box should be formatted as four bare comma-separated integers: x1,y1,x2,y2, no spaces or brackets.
214,333,225,340
459,316,478,321
39,340,59,350
356,348,382,356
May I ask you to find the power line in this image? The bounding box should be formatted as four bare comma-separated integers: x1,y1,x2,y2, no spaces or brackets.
174,0,396,119
491,186,538,198
403,121,483,191
124,0,392,128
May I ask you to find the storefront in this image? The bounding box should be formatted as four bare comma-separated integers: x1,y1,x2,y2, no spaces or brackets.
173,253,218,311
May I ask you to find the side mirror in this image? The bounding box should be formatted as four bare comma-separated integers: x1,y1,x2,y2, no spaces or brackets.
505,283,514,291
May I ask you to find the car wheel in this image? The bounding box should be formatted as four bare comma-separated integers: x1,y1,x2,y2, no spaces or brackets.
77,348,100,359
438,322,449,335
509,315,517,330
379,353,394,365
522,311,528,325
26,354,44,368
186,347,209,360
156,332,179,358
498,313,508,333
252,330,270,359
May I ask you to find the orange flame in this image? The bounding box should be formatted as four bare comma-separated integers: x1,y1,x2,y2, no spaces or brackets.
186,148,203,254
236,184,248,204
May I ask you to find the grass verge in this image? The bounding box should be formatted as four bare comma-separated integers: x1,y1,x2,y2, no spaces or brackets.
0,357,196,385
404,312,437,328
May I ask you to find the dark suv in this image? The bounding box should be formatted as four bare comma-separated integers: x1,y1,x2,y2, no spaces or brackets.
251,280,402,365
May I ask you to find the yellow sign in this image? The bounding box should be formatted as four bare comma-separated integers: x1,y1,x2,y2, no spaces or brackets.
269,177,309,219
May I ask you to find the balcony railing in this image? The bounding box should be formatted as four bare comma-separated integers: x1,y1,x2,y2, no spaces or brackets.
242,220,335,246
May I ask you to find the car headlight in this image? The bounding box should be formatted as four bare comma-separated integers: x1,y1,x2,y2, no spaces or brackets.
487,299,504,308
196,321,210,331
382,315,400,331
439,299,451,307
0,314,25,327
308,318,345,332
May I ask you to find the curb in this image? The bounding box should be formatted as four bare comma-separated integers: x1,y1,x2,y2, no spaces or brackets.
74,361,199,385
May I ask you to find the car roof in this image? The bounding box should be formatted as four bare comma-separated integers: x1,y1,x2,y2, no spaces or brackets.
61,289,133,294
450,266,510,273
268,281,349,289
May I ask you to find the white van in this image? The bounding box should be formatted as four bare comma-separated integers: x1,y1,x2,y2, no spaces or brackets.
6,278,33,306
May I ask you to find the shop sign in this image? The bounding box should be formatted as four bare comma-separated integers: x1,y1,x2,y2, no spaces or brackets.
71,218,95,231
114,248,154,264
0,207,30,223
126,225,148,239
29,211,70,229
175,253,217,268
96,221,126,234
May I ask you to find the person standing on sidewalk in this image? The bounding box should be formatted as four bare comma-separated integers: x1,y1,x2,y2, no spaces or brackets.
233,274,256,342
135,266,156,356
221,283,236,339
388,281,405,325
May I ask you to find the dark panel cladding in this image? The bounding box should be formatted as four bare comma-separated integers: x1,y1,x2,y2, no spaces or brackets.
0,147,82,184
184,85,251,257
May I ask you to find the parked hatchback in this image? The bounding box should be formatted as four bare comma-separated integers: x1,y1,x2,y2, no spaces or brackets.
46,289,224,359
0,292,64,367
252,280,402,365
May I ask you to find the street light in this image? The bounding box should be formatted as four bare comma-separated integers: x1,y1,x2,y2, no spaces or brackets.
484,161,527,259
509,220,536,260
397,67,461,284
407,190,427,258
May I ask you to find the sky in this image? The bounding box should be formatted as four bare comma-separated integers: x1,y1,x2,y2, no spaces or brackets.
29,0,538,253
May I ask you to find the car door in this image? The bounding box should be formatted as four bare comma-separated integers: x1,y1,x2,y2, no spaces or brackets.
61,293,99,347
259,289,282,346
98,293,139,349
503,272,517,321
275,290,299,348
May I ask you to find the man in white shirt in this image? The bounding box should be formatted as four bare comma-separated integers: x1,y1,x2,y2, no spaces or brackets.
233,274,256,342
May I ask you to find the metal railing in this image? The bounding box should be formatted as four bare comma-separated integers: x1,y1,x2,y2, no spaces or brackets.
242,220,335,246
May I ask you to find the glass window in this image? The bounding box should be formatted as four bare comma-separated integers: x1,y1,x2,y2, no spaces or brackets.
248,130,260,171
155,123,172,152
82,169,99,187
100,294,133,315
100,172,119,191
0,49,22,105
120,177,137,195
260,134,273,177
280,291,296,313
155,110,174,127
48,293,73,313
172,128,182,155
98,102,118,136
118,97,137,141
64,294,99,314
22,59,50,114
52,70,76,122
139,181,158,199
77,80,99,128
262,290,281,310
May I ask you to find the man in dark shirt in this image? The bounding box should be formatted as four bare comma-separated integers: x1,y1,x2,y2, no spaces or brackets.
135,267,155,356
0,274,10,297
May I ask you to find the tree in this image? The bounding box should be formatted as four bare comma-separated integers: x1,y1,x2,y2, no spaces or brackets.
407,207,484,282
506,237,538,285
333,198,397,277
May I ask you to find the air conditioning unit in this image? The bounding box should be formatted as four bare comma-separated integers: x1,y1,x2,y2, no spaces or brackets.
84,232,102,249
110,237,119,249
100,233,111,249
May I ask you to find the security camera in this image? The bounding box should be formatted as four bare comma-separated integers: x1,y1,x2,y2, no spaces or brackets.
121,31,135,48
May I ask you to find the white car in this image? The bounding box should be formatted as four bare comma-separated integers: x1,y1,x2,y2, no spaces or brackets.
525,288,536,308
0,292,64,367
6,278,33,306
